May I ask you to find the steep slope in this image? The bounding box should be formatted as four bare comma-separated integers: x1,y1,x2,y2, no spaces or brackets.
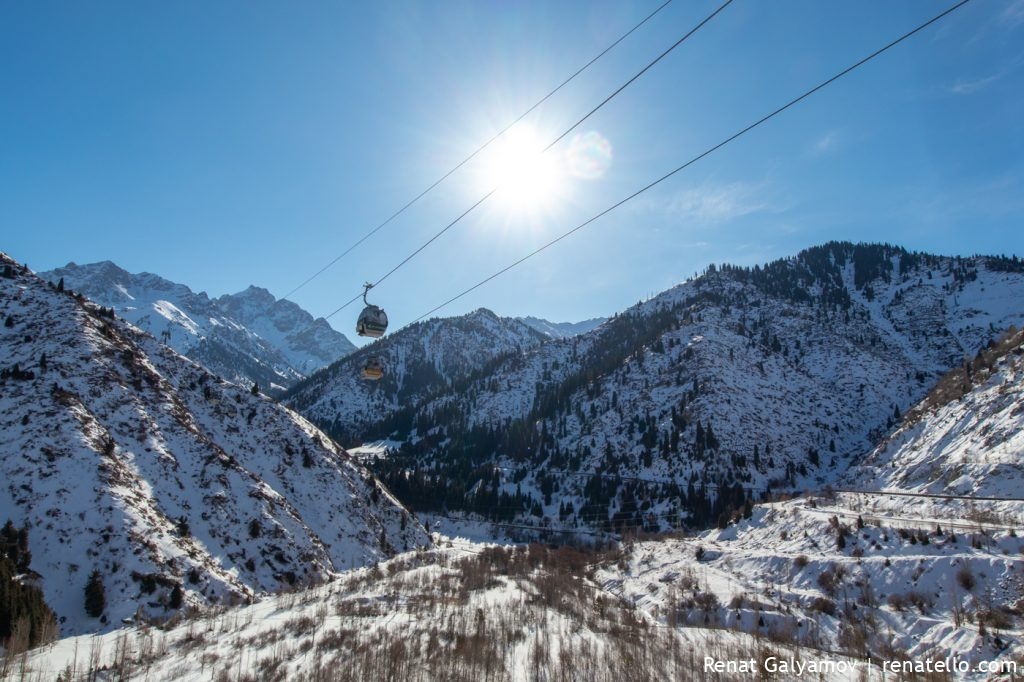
216,285,356,375
0,254,427,637
518,316,607,339
41,261,355,393
285,308,549,442
595,499,1023,671
351,243,1024,530
592,351,1024,669
851,326,1024,501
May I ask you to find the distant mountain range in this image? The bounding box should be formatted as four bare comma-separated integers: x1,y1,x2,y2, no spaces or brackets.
517,316,606,338
0,253,427,635
40,261,604,398
41,261,356,394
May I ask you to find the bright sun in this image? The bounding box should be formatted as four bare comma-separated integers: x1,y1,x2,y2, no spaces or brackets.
477,124,566,216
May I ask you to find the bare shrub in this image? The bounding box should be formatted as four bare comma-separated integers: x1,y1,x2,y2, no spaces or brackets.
810,596,837,616
956,566,976,592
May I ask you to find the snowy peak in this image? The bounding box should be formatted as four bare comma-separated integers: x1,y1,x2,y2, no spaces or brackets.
0,252,427,636
42,260,356,393
285,307,549,442
518,315,607,338
216,285,357,375
222,284,277,308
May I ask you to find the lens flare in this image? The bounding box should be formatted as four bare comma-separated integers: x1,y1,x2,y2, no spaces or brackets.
565,131,612,180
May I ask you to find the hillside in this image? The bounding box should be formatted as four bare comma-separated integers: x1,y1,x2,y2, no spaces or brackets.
0,254,427,637
848,325,1024,514
285,308,549,443
588,347,1024,670
13,515,1022,680
339,243,1024,530
41,261,355,394
2,540,845,681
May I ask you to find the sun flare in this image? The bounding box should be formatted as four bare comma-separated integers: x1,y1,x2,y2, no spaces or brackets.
477,124,566,215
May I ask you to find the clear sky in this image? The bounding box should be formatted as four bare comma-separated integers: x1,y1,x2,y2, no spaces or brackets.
2,0,1022,340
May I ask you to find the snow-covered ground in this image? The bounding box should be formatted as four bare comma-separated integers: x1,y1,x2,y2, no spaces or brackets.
0,537,879,682
345,439,403,462
7,520,1019,681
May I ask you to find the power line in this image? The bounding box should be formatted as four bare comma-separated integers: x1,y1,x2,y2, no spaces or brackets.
316,0,736,324
405,0,973,325
281,0,676,302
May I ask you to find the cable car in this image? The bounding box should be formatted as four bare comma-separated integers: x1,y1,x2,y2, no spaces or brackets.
361,356,384,381
356,283,388,338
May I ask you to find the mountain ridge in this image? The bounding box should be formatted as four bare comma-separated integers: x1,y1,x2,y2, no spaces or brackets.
41,261,356,394
517,315,607,339
318,242,1024,531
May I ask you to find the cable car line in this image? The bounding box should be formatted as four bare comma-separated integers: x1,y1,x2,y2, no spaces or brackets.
405,0,973,326
281,0,676,302
316,0,736,326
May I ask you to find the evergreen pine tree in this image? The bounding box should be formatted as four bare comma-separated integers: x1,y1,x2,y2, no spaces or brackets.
169,584,184,610
84,570,106,617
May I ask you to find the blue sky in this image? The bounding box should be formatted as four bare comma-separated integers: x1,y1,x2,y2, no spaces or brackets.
2,0,1022,338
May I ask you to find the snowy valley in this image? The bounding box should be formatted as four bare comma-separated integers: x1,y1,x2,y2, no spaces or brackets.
3,242,1023,681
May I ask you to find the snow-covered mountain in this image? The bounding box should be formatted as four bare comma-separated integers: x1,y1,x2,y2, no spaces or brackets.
851,325,1024,501
580,334,1024,669
518,315,607,339
285,308,549,442
40,261,355,394
0,253,427,636
338,243,1024,529
7,243,1024,678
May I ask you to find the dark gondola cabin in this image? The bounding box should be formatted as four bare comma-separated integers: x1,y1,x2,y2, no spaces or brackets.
356,304,388,338
356,282,389,338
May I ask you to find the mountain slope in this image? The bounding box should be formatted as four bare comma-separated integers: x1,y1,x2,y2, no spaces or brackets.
590,339,1024,667
851,326,1024,500
0,254,427,636
216,285,355,375
348,243,1024,529
41,261,355,393
285,308,549,442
